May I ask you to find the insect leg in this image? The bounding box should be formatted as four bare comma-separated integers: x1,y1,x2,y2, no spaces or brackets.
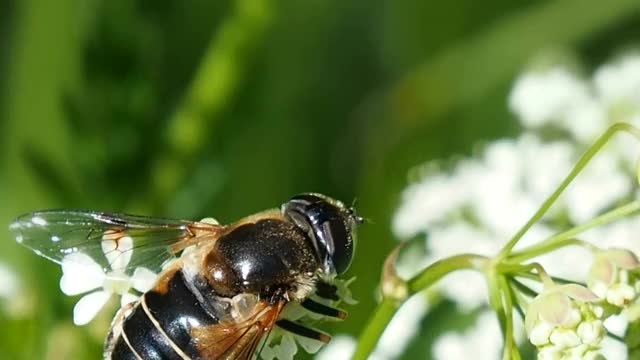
275,319,331,343
301,299,347,319
314,281,339,301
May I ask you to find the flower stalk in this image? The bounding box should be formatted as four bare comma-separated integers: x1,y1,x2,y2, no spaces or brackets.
352,253,488,360
498,122,640,259
357,122,640,359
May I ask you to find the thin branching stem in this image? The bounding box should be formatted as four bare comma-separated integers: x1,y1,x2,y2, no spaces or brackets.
510,277,539,298
498,123,640,258
408,254,489,293
499,276,521,360
508,238,593,264
354,122,640,359
508,282,530,322
497,262,553,287
488,271,508,336
509,200,640,263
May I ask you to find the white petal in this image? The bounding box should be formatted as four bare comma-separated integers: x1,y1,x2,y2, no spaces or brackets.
120,293,139,307
509,67,588,128
102,236,133,271
131,267,157,293
316,335,356,360
73,291,111,325
577,320,604,345
529,321,553,346
60,253,105,295
549,328,580,347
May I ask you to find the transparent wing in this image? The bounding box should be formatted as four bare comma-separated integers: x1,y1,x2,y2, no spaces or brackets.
9,210,223,275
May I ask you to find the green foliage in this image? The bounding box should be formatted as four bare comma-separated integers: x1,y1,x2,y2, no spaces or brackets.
1,0,639,358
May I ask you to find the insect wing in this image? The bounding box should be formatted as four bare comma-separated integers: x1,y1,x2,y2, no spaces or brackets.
9,210,222,276
192,301,285,360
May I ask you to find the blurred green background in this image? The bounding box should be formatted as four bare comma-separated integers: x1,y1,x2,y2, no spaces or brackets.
1,0,639,359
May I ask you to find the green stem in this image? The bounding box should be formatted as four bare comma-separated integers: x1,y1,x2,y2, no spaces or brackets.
498,123,640,258
508,238,589,264
351,297,398,360
487,271,507,336
509,200,640,263
408,254,489,293
352,254,488,360
499,276,520,360
510,277,539,298
497,262,553,287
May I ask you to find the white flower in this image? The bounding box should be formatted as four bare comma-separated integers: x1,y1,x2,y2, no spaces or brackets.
525,284,605,358
392,172,471,239
433,311,507,360
391,52,640,359
594,55,640,112
587,248,640,308
509,67,590,128
393,134,571,309
260,329,327,360
59,236,157,325
563,150,630,224
315,335,356,360
260,333,299,360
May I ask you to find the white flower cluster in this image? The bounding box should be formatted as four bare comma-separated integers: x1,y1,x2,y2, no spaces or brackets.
588,248,640,308
60,235,156,325
526,284,605,359
392,53,640,359
433,311,506,360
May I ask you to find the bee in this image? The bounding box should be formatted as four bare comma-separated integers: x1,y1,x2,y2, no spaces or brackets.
10,193,362,360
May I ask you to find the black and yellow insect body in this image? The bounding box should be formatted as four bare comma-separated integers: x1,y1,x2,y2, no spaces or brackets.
10,193,361,360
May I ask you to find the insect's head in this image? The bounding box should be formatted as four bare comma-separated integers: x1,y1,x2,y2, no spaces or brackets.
282,193,363,276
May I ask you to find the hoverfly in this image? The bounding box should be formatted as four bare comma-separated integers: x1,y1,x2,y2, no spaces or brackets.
10,193,362,360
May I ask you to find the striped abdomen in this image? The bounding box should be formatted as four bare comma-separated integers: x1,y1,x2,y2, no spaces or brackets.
107,270,219,360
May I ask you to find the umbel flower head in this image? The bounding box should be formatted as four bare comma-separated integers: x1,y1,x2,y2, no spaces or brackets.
60,235,157,325
588,248,640,308
525,284,605,359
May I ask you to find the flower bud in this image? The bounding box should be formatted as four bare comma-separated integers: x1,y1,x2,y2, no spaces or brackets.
525,284,605,359
588,248,640,308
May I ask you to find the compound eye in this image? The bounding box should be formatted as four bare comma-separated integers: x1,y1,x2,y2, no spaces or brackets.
323,218,354,274
283,193,358,275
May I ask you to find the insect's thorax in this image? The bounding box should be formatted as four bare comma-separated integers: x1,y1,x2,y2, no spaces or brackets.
182,214,321,304
219,217,320,298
